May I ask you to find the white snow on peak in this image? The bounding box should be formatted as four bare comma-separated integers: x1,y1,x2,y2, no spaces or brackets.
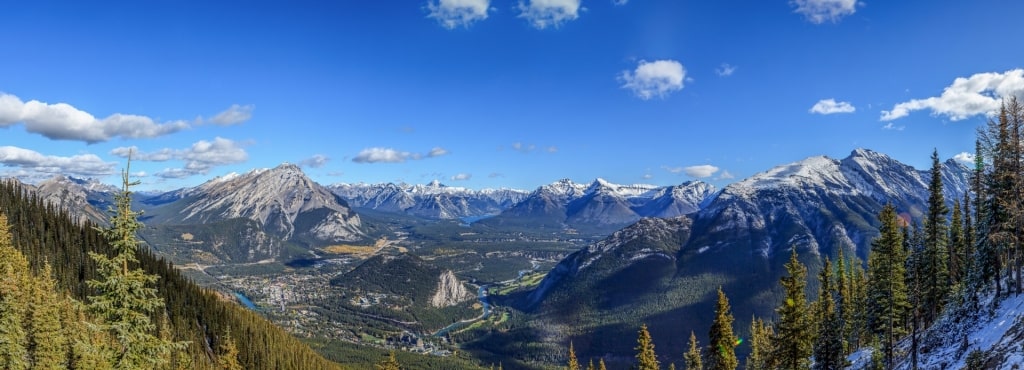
728,155,850,198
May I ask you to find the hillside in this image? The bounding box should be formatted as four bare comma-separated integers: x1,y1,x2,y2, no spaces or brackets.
0,179,343,369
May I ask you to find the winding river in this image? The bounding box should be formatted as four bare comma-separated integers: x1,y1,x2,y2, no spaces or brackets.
433,284,491,337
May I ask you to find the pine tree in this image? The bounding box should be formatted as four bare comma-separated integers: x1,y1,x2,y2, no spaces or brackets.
635,324,659,370
85,164,186,369
921,149,950,324
707,288,737,370
216,327,242,370
866,204,909,370
744,318,772,370
568,341,581,370
376,351,401,370
26,262,68,369
812,258,847,370
949,200,965,287
0,214,30,370
587,359,596,370
773,249,811,370
684,331,702,370
599,358,608,370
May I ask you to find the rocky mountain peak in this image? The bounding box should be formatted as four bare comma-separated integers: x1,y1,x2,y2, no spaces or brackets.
430,270,474,308
178,162,363,243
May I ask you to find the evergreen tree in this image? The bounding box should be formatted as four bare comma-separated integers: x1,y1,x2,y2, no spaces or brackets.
866,204,909,370
707,288,737,370
216,327,242,370
635,324,659,370
587,359,595,370
375,351,401,370
744,317,772,370
0,214,30,370
26,262,68,369
85,164,186,369
921,149,950,324
685,331,702,370
812,258,847,370
599,358,608,370
949,200,965,286
773,249,812,370
568,341,581,370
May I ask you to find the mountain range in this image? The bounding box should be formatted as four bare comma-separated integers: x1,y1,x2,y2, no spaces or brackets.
505,148,972,366
328,180,529,220
478,178,716,234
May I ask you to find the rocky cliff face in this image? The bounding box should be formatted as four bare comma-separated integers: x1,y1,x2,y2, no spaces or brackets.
31,175,116,225
171,163,364,243
430,270,474,308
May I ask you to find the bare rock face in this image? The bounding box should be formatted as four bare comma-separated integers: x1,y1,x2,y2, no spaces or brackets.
430,270,473,308
177,163,364,243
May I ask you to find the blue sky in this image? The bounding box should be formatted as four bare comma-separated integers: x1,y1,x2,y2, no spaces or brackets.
1,0,1022,191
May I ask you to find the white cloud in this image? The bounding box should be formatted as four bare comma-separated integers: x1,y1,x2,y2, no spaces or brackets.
953,152,976,165
717,170,735,180
518,0,581,29
511,142,536,153
715,63,737,77
612,0,628,5
352,147,450,163
882,122,905,131
683,165,719,178
113,137,248,179
451,173,472,181
881,69,1024,122
546,146,558,153
642,173,653,180
0,93,190,143
209,104,254,126
791,0,858,24
810,98,856,115
427,0,490,29
619,60,686,100
428,147,449,157
0,146,116,178
488,172,504,178
299,154,330,168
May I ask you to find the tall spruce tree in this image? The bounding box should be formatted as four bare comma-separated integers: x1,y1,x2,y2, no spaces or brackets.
950,200,965,287
773,249,812,370
744,317,772,370
568,341,581,370
866,204,909,370
635,324,659,370
813,258,846,370
0,214,30,370
26,262,68,369
707,288,737,370
685,331,703,370
921,149,950,324
217,327,242,370
86,163,186,369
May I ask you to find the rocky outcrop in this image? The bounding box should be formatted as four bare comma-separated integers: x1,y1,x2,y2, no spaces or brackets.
430,270,473,308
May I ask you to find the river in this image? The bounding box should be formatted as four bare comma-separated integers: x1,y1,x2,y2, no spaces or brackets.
233,292,258,310
433,284,490,337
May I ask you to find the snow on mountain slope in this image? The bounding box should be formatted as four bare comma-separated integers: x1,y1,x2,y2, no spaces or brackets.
329,181,528,219
175,163,364,243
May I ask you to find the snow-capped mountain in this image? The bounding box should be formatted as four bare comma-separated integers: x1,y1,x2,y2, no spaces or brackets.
483,178,717,233
29,175,118,225
329,180,529,219
521,149,972,364
692,148,969,260
154,163,364,244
